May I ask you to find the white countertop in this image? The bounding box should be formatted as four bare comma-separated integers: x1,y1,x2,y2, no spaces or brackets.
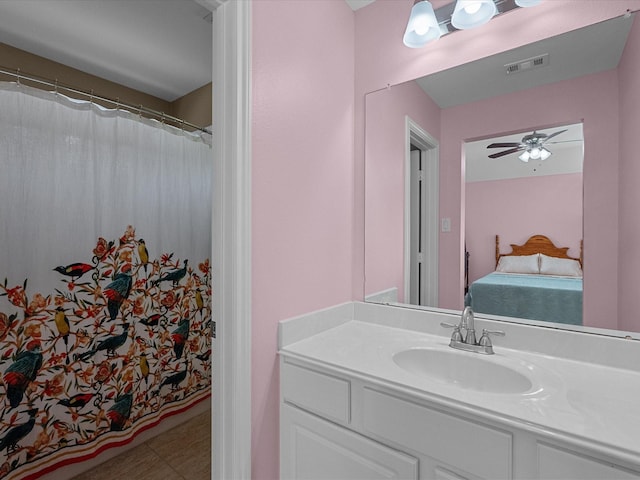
280,317,640,467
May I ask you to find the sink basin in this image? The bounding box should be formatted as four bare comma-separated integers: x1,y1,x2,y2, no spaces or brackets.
393,348,533,394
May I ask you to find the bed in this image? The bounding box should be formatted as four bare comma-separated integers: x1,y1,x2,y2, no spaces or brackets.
465,235,583,325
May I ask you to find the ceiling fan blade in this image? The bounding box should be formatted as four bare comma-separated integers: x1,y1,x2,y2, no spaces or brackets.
542,129,568,143
488,147,523,158
487,142,521,149
546,138,582,144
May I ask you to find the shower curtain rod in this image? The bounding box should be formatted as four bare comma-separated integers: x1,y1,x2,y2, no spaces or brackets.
0,66,212,135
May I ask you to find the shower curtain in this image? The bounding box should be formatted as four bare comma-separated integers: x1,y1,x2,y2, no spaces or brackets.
0,82,212,479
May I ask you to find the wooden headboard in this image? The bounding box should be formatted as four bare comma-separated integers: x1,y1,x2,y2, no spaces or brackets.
495,234,583,268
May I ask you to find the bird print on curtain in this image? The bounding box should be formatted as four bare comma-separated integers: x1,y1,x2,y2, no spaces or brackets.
0,225,212,479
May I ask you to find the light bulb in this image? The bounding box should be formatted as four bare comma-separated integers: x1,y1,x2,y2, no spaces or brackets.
516,0,542,6
451,0,496,30
519,151,530,162
463,2,482,14
414,22,429,35
530,147,541,159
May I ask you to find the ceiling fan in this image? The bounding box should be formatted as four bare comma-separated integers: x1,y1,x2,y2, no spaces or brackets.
486,129,568,162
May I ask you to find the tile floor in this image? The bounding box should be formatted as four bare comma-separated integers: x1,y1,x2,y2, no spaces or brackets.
72,410,211,480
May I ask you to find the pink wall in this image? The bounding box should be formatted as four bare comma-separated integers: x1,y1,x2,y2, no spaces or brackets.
365,80,440,300
618,15,640,332
466,174,583,283
251,1,355,478
248,1,640,478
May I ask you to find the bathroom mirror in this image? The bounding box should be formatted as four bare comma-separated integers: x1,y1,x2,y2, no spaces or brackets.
364,12,639,336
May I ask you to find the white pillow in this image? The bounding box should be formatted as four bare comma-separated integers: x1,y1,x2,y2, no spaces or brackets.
539,253,583,277
496,254,540,274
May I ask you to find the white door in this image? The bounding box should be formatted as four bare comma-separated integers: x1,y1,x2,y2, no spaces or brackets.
409,148,422,305
405,117,439,308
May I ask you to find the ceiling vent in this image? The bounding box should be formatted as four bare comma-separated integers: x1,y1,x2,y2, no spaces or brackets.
504,53,549,75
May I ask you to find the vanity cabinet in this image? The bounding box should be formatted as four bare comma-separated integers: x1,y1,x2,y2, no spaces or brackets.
280,356,640,480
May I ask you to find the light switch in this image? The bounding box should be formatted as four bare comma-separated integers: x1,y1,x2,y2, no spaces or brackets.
441,217,451,232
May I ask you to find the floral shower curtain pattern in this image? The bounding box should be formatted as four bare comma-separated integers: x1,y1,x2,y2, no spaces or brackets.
0,83,212,479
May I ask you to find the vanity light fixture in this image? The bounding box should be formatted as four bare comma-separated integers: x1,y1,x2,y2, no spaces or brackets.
403,0,543,48
403,0,441,48
451,0,496,30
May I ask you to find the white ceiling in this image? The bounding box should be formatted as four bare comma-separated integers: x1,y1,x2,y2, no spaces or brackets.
417,12,633,108
0,0,213,101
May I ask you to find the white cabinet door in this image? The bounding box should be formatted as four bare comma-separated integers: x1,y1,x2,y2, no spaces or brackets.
281,404,418,480
362,388,512,480
537,443,640,480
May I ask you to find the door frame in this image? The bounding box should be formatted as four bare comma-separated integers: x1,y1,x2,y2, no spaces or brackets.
210,1,252,479
404,116,439,307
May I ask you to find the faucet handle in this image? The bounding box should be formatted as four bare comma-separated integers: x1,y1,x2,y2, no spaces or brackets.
440,322,458,329
440,322,464,343
479,328,505,347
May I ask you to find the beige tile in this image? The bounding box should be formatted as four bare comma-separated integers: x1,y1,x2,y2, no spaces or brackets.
70,411,211,480
146,412,211,480
73,444,181,480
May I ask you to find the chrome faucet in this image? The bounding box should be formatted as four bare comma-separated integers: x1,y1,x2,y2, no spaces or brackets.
461,306,477,345
440,307,504,355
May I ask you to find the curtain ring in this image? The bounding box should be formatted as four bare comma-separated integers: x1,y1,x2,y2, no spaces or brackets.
89,89,94,104
180,119,185,131
54,78,59,95
16,68,21,86
116,97,120,110
138,105,143,119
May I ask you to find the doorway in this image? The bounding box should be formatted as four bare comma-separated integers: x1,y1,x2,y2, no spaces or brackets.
404,117,439,307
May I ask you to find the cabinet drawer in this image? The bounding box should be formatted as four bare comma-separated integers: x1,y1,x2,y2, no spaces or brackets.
282,404,418,480
537,443,640,479
282,360,350,424
362,388,512,479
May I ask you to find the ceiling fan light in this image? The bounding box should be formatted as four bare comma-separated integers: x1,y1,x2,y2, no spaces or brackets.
540,148,551,160
403,0,442,48
529,147,541,159
519,151,530,162
515,0,542,7
451,0,496,30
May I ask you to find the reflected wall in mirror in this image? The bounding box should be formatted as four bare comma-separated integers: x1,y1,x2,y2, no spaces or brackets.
365,12,640,336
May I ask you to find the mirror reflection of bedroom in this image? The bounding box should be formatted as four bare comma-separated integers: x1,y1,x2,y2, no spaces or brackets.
464,122,584,325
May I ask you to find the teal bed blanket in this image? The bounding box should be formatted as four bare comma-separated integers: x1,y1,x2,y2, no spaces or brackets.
466,272,583,325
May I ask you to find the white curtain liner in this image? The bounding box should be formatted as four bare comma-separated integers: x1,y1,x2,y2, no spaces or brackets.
0,81,212,147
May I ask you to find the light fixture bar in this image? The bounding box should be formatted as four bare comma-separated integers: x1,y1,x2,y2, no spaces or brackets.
435,0,523,36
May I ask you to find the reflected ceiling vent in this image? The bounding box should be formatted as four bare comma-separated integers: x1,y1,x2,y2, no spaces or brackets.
504,53,549,75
